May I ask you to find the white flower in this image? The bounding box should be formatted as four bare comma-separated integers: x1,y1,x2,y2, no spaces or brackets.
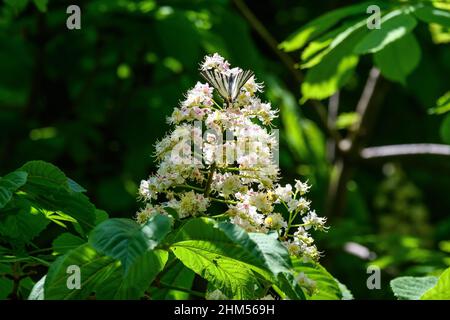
302,210,327,231
275,184,293,203
178,191,209,218
243,76,263,95
200,53,230,72
221,174,242,198
296,197,311,213
249,192,273,214
295,180,310,195
137,53,327,266
264,213,287,229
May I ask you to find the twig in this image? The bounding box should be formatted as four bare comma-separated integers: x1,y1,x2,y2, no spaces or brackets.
361,144,450,159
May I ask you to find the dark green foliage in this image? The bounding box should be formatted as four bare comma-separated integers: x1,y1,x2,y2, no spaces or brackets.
1,0,450,300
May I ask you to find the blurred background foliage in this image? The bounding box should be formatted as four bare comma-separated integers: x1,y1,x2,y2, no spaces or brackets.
0,0,449,299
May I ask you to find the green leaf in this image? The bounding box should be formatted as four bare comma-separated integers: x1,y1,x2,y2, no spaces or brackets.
301,19,367,69
301,21,355,64
173,218,290,277
94,209,109,225
0,171,27,209
52,233,86,254
0,204,49,243
11,161,97,234
302,54,359,101
441,114,450,144
96,250,168,300
299,16,372,101
430,91,450,115
170,218,301,299
44,244,168,300
390,276,438,300
274,271,307,300
354,10,418,54
247,232,291,275
20,161,68,190
170,219,267,299
374,33,421,84
89,215,171,273
291,258,342,300
33,190,97,235
149,260,196,300
280,2,382,52
44,244,113,299
414,5,450,28
421,268,450,300
171,243,258,299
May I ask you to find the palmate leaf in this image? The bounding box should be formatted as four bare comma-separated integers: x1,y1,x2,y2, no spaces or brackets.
170,218,304,299
44,244,168,300
16,161,96,234
89,215,172,273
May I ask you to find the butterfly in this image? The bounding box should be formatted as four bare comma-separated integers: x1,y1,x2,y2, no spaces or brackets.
201,69,254,103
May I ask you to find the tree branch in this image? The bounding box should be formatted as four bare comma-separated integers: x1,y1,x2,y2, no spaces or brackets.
345,67,383,151
327,91,340,161
326,67,388,219
361,144,450,159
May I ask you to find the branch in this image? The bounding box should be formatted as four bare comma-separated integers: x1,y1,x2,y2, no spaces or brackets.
232,0,341,143
327,92,340,161
361,144,450,159
346,67,383,150
326,68,388,219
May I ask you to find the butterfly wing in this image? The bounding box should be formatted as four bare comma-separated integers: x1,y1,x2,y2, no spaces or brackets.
201,69,254,103
201,70,230,101
230,70,254,101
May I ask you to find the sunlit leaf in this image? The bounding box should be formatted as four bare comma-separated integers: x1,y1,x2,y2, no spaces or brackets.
373,33,421,84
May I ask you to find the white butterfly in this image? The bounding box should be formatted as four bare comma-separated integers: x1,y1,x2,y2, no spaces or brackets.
201,69,254,103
